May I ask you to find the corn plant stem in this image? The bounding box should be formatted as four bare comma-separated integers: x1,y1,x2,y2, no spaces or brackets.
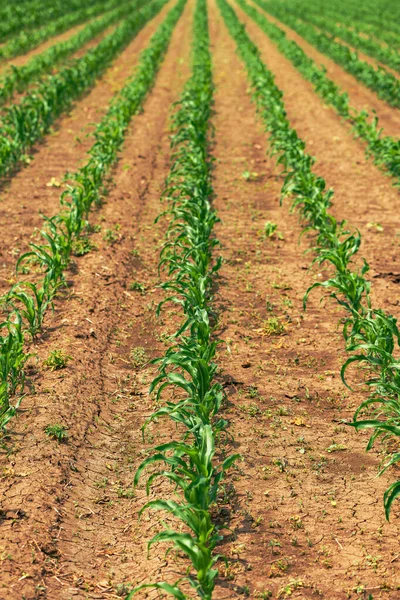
0,0,187,431
130,0,239,597
218,0,400,519
235,0,400,183
0,0,167,182
0,0,148,106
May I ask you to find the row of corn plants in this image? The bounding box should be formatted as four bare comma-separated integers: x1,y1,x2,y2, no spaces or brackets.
273,0,400,48
129,1,239,597
270,0,400,49
0,0,123,60
0,0,147,106
0,0,186,431
0,0,167,181
219,0,400,519
282,7,400,73
0,0,104,44
235,0,400,182
256,0,400,110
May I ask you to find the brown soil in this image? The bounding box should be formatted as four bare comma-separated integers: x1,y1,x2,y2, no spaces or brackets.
207,1,400,597
1,0,400,599
0,1,194,598
245,1,400,139
2,24,120,111
233,0,400,307
0,0,174,297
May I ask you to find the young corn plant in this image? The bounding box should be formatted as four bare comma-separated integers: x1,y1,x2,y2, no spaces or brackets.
219,0,400,519
0,0,169,180
0,0,148,105
0,315,28,427
0,0,186,431
237,0,400,183
256,0,400,109
130,1,239,597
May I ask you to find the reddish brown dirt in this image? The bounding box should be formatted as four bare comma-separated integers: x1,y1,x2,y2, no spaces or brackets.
2,24,120,110
1,0,400,599
208,1,400,597
244,1,400,139
0,0,174,298
233,0,400,310
0,1,194,597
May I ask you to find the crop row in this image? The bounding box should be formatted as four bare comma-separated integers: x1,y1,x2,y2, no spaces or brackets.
236,0,400,182
130,1,239,597
0,0,167,181
260,1,400,110
0,0,147,106
219,0,400,518
277,0,400,46
282,7,400,73
0,0,125,61
0,0,186,430
0,0,104,43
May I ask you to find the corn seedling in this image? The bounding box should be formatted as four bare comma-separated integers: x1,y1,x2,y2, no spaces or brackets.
130,2,239,596
0,0,186,430
219,0,400,519
0,0,169,180
237,0,400,184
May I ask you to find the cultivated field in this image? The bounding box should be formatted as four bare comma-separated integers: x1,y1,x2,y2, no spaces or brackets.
1,0,400,598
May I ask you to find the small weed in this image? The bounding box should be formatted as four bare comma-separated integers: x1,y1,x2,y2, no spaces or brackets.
325,443,347,453
129,281,146,294
130,347,147,367
103,226,121,245
246,385,259,398
366,222,384,232
238,403,262,417
262,317,286,336
43,350,72,371
242,170,259,181
290,516,304,530
45,424,68,442
278,579,303,597
72,237,96,256
115,583,133,596
268,539,281,554
263,221,283,240
117,486,135,499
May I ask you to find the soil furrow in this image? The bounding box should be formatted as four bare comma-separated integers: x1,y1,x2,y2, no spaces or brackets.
303,20,400,80
2,24,120,111
245,1,400,139
230,0,400,312
0,1,194,597
0,1,174,297
208,1,400,597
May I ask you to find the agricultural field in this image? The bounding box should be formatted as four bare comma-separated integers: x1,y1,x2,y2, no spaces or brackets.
1,0,400,598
